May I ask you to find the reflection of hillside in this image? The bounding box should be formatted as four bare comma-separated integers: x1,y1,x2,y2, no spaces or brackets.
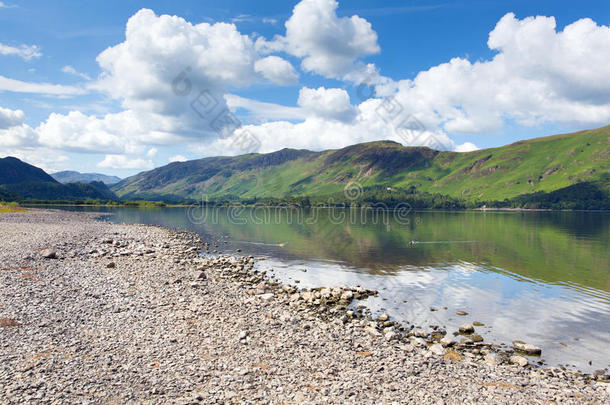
106,207,609,293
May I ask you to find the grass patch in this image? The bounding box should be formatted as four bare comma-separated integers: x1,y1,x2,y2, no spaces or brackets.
0,201,26,213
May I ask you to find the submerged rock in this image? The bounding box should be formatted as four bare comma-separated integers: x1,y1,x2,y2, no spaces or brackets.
413,329,428,338
471,334,484,343
513,340,542,355
459,323,474,334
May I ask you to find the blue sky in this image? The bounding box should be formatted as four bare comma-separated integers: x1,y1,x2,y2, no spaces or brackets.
0,0,609,176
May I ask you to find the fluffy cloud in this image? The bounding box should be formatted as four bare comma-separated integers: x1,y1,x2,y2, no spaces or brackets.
254,56,298,85
297,87,356,122
94,8,259,115
0,106,24,129
49,8,300,153
0,42,41,60
0,106,37,149
35,109,188,154
383,13,610,135
205,95,460,156
98,154,154,170
37,111,131,153
257,0,379,79
0,124,37,148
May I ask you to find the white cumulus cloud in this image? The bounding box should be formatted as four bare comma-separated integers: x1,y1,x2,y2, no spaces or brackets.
297,86,356,122
0,106,24,129
257,0,379,79
382,13,610,136
254,56,298,85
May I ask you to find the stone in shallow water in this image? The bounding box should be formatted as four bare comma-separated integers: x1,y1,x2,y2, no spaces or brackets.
340,290,353,301
459,323,474,334
378,313,389,322
413,329,427,338
456,311,469,316
513,340,542,355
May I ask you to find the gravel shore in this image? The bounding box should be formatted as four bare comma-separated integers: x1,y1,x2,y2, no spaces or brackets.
1,209,609,404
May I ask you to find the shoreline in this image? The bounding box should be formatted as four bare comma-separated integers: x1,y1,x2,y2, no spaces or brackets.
1,209,608,403
20,203,610,213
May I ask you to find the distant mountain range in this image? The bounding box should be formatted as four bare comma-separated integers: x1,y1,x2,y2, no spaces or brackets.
0,157,117,201
51,171,121,185
1,126,608,209
112,126,609,207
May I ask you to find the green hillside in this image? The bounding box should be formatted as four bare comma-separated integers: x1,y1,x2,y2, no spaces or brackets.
113,126,610,205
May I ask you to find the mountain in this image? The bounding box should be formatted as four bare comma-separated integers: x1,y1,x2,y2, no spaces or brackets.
113,126,610,205
0,157,118,201
51,170,121,185
0,156,58,184
2,180,118,201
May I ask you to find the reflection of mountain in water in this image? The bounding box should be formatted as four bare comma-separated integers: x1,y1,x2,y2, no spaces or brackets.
99,207,610,293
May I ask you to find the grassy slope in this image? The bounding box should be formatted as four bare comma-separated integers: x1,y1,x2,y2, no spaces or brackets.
113,126,609,202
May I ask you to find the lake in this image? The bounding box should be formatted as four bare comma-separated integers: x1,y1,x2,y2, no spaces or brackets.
59,206,610,373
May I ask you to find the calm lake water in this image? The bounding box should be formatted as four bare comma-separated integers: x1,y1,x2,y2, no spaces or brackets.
59,206,610,373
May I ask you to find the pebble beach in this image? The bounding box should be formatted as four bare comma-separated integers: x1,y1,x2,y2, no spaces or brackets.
1,209,609,404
